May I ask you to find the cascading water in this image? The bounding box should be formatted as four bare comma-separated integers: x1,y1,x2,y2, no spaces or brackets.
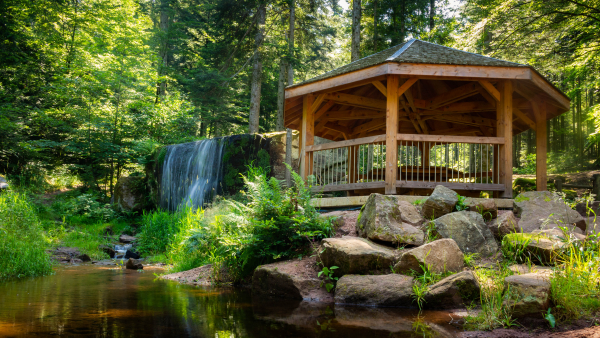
159,139,226,211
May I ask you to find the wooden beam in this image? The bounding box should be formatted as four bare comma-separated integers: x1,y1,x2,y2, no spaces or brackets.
426,82,480,109
313,100,336,121
311,195,514,208
513,107,536,130
323,122,352,136
403,86,417,113
300,94,314,179
478,80,500,101
398,78,418,97
386,75,399,194
372,81,387,96
325,92,386,110
532,98,547,191
397,134,505,144
422,113,496,128
310,94,326,114
323,110,385,120
388,63,531,80
496,81,513,198
435,101,495,112
395,181,505,191
530,72,570,110
351,118,386,135
306,134,386,152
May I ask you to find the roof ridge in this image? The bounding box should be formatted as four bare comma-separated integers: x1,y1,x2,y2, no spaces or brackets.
412,39,523,66
386,38,416,61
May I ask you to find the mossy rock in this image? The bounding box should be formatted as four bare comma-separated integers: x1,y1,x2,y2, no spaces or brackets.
221,134,271,195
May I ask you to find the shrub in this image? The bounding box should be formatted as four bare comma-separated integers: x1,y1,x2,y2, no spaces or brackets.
0,191,53,280
137,209,182,255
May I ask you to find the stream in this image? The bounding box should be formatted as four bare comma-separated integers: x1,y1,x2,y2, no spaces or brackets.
0,265,462,337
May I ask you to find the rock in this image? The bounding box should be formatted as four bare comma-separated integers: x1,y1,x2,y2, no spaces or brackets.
114,176,146,212
531,228,586,241
357,194,424,246
252,260,332,302
0,176,8,190
99,245,116,258
503,273,550,318
424,271,480,309
466,199,498,221
103,226,114,236
502,230,582,264
393,239,464,275
334,274,414,307
514,191,587,233
587,217,600,236
319,236,401,277
124,249,140,259
575,201,600,218
78,254,91,262
508,264,553,276
488,211,519,240
320,210,359,237
433,211,498,256
125,258,143,270
119,234,136,243
397,201,424,227
422,185,458,220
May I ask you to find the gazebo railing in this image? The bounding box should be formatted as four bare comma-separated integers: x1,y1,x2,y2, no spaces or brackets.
305,134,506,193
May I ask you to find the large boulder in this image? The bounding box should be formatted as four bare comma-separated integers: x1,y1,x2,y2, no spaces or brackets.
397,201,425,227
252,259,332,302
466,199,498,221
357,194,424,246
433,211,498,256
488,211,519,240
334,274,414,307
503,273,550,318
422,185,458,220
393,239,464,275
575,201,600,218
502,229,584,264
0,176,8,190
114,176,146,212
125,258,143,270
319,236,400,277
319,210,359,237
119,234,136,243
424,271,480,309
514,191,587,233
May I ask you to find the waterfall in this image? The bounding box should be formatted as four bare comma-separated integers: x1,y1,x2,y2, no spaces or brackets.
159,138,226,211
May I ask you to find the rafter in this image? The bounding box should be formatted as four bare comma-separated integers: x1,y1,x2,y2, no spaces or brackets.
314,100,336,121
513,107,536,130
351,118,386,135
323,110,385,120
423,113,495,128
398,78,418,97
426,82,480,109
478,80,500,101
372,81,387,96
326,92,386,110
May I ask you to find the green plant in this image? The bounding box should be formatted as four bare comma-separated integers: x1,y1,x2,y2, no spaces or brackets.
138,209,182,255
318,266,339,292
463,253,480,268
545,308,556,328
501,233,533,263
412,281,429,311
455,195,467,211
423,219,439,243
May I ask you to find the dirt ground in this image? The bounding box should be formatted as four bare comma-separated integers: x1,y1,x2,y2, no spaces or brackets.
515,170,600,196
460,319,600,338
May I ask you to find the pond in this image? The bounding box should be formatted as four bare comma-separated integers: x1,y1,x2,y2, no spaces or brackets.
0,265,461,337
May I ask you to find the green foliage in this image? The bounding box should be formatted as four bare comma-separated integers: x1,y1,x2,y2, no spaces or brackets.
0,191,53,280
137,209,182,256
318,266,339,293
463,253,480,268
52,193,117,222
513,154,537,175
545,308,556,328
455,195,467,211
410,261,453,311
423,220,439,243
501,233,533,264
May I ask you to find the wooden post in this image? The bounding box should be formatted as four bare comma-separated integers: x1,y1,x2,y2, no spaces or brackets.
300,94,314,180
496,81,513,198
385,75,399,194
593,174,600,201
555,177,562,192
533,98,547,191
348,146,359,184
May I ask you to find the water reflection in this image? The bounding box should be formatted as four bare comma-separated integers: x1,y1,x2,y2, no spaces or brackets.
0,265,460,337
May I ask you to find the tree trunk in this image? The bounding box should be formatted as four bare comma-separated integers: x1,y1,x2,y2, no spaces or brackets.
351,0,362,62
285,0,296,186
249,3,266,134
400,0,406,42
373,0,379,52
276,60,286,131
429,0,435,30
156,0,170,102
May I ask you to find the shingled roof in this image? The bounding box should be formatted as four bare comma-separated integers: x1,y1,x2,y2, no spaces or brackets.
289,39,526,88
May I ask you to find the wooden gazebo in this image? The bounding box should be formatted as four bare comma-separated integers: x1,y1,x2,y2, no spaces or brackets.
284,39,570,198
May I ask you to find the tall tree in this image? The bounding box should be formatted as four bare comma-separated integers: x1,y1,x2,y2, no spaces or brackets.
351,0,362,61
249,2,266,134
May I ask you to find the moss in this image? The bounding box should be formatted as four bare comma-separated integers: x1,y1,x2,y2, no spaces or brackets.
221,135,271,195
514,195,530,203
456,279,480,302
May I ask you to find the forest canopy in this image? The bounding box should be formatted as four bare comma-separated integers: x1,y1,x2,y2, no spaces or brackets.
1,0,599,196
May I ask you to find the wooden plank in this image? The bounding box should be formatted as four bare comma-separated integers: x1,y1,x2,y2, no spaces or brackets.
326,92,387,110
427,82,480,109
311,195,514,208
386,75,399,194
351,118,386,135
434,101,495,112
398,78,418,97
396,181,506,191
533,98,547,191
497,81,513,198
428,126,482,135
306,134,386,152
313,100,336,121
322,109,384,120
422,113,496,128
529,72,570,110
397,133,505,144
323,121,351,136
478,80,500,101
310,94,326,114
300,94,314,179
513,107,536,130
285,64,389,99
388,63,531,80
311,182,385,193
372,81,387,96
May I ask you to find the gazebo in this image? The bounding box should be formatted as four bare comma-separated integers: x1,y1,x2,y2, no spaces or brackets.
284,39,570,198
